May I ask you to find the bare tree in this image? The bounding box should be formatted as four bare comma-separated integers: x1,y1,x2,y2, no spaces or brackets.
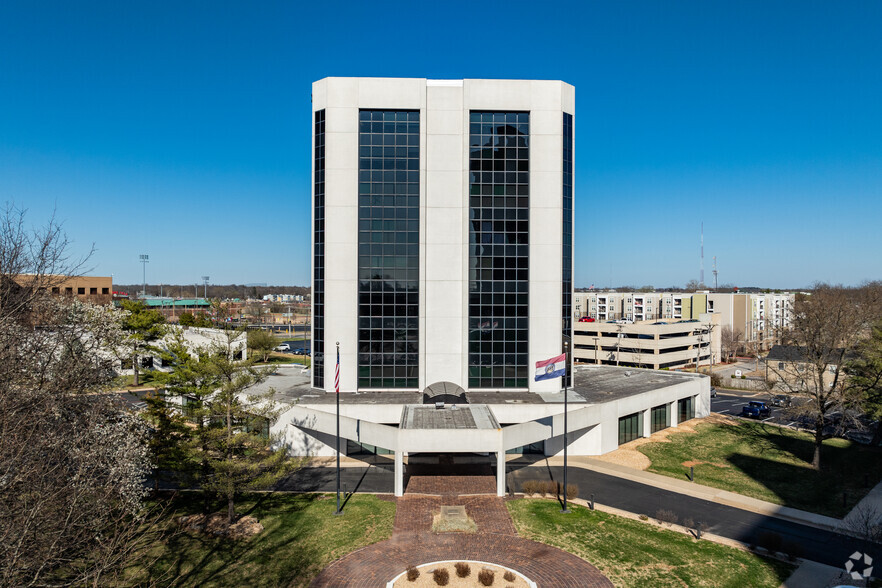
720,325,743,363
0,205,155,587
767,284,882,469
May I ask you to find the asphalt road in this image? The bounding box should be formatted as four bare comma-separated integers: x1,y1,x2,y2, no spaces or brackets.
281,463,879,569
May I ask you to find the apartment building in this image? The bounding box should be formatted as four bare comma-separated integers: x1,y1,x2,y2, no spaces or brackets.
575,290,795,351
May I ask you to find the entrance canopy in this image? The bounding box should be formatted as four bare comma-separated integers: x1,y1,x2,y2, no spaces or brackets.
401,404,497,430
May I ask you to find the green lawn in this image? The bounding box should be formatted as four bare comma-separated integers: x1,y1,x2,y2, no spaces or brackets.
638,421,882,517
118,372,158,388
129,493,395,588
507,500,793,588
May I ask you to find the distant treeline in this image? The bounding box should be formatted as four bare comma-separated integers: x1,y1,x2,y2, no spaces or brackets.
114,284,310,300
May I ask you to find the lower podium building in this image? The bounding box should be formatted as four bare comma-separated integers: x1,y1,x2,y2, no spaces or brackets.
279,77,709,495
274,364,709,496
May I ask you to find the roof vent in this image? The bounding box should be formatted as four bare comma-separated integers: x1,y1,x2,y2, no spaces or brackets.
435,402,445,409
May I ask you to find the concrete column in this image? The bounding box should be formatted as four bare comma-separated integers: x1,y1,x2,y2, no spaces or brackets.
394,451,404,497
496,450,506,497
669,401,678,428
642,409,651,438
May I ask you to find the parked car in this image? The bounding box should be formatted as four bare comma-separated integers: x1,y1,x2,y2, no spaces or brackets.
771,394,792,407
741,401,771,419
710,387,717,398
578,316,595,323
274,343,291,352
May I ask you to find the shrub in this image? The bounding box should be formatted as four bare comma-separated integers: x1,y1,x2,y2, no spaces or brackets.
682,517,694,530
433,568,449,586
730,374,736,379
655,509,678,526
741,374,747,379
503,570,516,582
521,480,537,496
638,514,649,521
565,483,578,500
757,531,783,553
543,480,558,496
478,568,495,586
455,562,471,578
406,565,419,581
710,373,723,387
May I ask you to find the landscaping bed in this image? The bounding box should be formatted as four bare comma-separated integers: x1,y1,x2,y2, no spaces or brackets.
507,499,793,588
637,419,882,517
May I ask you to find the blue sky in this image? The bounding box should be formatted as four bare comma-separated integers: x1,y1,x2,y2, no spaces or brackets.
1,1,880,289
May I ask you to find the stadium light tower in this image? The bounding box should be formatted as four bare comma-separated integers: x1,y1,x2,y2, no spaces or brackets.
139,254,149,297
202,276,210,298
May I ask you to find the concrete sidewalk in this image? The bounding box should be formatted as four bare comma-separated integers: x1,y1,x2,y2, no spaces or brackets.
779,560,854,588
843,479,882,530
537,455,846,534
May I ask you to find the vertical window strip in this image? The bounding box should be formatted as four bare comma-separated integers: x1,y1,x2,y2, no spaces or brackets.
356,110,420,389
313,109,325,388
467,111,530,389
562,113,573,388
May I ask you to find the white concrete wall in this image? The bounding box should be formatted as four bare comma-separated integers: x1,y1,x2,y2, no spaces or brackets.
425,81,466,388
279,369,709,457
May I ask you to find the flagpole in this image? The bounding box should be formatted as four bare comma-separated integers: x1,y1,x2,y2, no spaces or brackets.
562,350,570,514
334,341,342,516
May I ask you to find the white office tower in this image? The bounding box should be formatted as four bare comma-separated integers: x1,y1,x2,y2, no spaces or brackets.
311,77,575,395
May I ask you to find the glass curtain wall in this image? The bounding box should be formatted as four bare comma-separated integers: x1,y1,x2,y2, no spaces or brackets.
618,412,643,445
313,109,325,388
468,112,530,389
562,112,573,388
357,110,420,389
650,404,669,433
678,397,695,422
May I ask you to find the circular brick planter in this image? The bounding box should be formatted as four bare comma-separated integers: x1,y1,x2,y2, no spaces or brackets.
387,559,535,587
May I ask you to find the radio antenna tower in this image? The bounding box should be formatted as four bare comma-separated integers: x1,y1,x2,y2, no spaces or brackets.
699,223,704,287
713,256,718,290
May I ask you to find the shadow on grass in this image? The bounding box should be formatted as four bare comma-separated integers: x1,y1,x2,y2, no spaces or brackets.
687,421,882,517
138,493,338,588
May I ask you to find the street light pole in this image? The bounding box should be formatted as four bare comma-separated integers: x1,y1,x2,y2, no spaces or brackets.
202,276,209,299
139,254,149,297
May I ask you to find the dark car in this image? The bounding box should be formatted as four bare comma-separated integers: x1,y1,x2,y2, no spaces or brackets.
741,401,771,419
771,394,792,407
710,387,717,398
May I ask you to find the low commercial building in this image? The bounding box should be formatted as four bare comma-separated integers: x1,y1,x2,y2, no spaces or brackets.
14,273,113,304
116,326,247,374
268,364,710,496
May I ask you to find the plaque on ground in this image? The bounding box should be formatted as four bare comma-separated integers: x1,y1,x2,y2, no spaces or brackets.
440,505,467,521
432,505,476,533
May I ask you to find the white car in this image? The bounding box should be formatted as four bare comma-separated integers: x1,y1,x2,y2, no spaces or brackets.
275,343,291,352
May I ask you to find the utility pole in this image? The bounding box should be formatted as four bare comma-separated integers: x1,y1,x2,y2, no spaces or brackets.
139,254,149,297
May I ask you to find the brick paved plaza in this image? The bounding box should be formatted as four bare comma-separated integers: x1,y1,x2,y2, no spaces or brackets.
310,468,613,587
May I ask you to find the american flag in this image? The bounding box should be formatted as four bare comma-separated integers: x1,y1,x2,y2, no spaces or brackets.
334,347,340,394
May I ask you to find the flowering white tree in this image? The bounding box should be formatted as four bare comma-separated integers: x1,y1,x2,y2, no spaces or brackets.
0,205,155,587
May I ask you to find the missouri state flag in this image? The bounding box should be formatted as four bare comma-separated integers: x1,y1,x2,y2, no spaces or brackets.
535,353,567,381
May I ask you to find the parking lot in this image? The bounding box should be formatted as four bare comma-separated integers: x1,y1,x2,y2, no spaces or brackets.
712,390,805,429
712,389,876,443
